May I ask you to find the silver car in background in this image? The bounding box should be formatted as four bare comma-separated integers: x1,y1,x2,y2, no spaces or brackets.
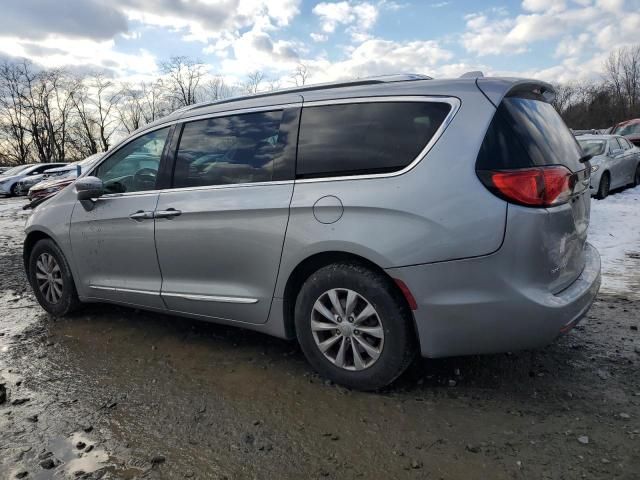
23,75,601,390
0,162,67,196
577,135,640,199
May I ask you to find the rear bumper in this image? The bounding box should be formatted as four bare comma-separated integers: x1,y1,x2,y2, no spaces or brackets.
387,243,601,358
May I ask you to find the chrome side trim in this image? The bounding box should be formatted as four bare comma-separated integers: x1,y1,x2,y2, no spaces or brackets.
89,285,160,295
296,96,461,184
162,292,259,304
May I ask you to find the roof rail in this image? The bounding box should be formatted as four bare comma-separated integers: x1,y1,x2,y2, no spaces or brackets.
184,73,432,113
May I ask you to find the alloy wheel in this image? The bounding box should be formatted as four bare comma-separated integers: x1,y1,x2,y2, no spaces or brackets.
310,288,384,371
35,253,63,304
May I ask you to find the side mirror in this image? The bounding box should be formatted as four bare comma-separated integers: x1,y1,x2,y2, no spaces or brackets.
76,176,104,201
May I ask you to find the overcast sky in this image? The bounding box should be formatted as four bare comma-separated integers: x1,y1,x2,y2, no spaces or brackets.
2,0,639,85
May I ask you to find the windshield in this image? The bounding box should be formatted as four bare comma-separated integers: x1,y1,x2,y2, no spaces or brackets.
578,140,606,157
1,165,30,176
613,123,640,136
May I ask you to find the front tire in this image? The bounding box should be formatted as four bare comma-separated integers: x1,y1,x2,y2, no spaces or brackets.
295,263,416,391
596,173,610,199
28,239,81,316
9,184,18,197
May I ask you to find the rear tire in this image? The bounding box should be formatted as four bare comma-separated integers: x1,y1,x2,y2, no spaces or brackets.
634,164,640,187
596,173,610,199
295,262,416,391
28,239,81,316
9,184,18,197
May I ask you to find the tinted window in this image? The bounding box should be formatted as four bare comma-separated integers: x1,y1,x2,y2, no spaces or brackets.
297,102,451,178
94,127,169,194
477,97,584,172
620,138,633,150
173,110,285,188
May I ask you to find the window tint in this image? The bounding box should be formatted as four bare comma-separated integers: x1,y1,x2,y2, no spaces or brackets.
297,102,452,178
476,97,584,172
94,127,169,194
173,110,285,188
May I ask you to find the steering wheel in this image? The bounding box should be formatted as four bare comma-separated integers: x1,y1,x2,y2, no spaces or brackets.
132,168,157,191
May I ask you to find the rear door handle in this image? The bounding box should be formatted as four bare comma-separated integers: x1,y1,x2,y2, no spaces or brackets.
129,210,154,221
155,208,182,219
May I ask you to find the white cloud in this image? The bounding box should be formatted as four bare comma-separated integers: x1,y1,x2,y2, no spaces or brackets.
312,1,380,42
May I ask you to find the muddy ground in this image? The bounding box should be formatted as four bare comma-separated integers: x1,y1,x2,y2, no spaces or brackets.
0,196,639,480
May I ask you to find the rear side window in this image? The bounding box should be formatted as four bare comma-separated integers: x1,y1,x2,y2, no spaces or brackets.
173,110,289,188
476,97,584,172
297,101,452,178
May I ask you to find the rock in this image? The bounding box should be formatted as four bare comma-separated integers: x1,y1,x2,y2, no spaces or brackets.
82,425,93,433
106,402,117,409
242,433,255,445
26,414,38,423
12,398,30,406
577,436,589,445
76,441,86,450
0,384,7,404
15,471,28,479
253,420,261,426
601,458,610,464
411,460,423,469
74,471,86,477
39,458,55,470
631,325,638,331
466,444,480,453
184,471,195,478
619,413,631,419
150,455,166,466
448,379,457,387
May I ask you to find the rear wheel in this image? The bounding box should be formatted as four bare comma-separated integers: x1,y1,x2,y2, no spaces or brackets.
295,262,416,391
9,184,18,197
596,173,610,199
634,164,640,187
28,239,81,316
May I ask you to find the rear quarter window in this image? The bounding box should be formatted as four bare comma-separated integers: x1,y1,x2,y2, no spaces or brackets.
476,97,584,172
297,101,452,178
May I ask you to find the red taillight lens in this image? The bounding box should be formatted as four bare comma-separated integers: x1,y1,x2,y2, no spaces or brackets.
479,166,574,207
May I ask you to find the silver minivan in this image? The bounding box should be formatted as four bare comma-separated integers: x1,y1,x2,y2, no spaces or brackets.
24,75,601,390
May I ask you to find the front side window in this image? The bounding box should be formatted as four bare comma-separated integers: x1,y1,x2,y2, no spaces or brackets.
94,127,170,194
173,110,285,188
297,101,452,178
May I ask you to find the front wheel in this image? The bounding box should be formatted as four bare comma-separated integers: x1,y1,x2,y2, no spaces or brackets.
28,239,81,316
9,183,18,197
295,263,416,391
596,173,610,199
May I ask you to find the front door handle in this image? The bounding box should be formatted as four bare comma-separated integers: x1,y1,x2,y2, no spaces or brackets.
129,210,154,221
155,208,182,219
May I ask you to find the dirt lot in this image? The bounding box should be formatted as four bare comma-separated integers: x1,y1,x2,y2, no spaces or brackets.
0,194,639,480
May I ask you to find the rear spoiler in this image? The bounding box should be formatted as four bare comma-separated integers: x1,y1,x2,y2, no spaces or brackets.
476,78,556,108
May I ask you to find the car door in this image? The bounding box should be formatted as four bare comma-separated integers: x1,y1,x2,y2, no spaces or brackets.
69,126,172,309
608,138,626,188
620,138,637,183
154,105,300,324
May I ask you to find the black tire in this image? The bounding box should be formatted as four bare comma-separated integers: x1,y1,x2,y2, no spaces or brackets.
9,183,18,197
27,239,81,316
634,164,640,187
596,173,610,199
295,262,416,391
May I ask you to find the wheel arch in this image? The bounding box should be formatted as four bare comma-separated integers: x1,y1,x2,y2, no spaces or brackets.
281,251,417,340
23,230,57,274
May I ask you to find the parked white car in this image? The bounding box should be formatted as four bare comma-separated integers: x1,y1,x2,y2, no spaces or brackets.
0,163,67,197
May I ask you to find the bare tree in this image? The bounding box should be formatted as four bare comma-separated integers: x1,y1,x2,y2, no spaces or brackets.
161,56,206,108
0,61,32,164
243,71,265,94
291,63,310,87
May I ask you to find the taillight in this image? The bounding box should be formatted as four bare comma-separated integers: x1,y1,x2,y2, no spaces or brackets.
477,166,574,207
